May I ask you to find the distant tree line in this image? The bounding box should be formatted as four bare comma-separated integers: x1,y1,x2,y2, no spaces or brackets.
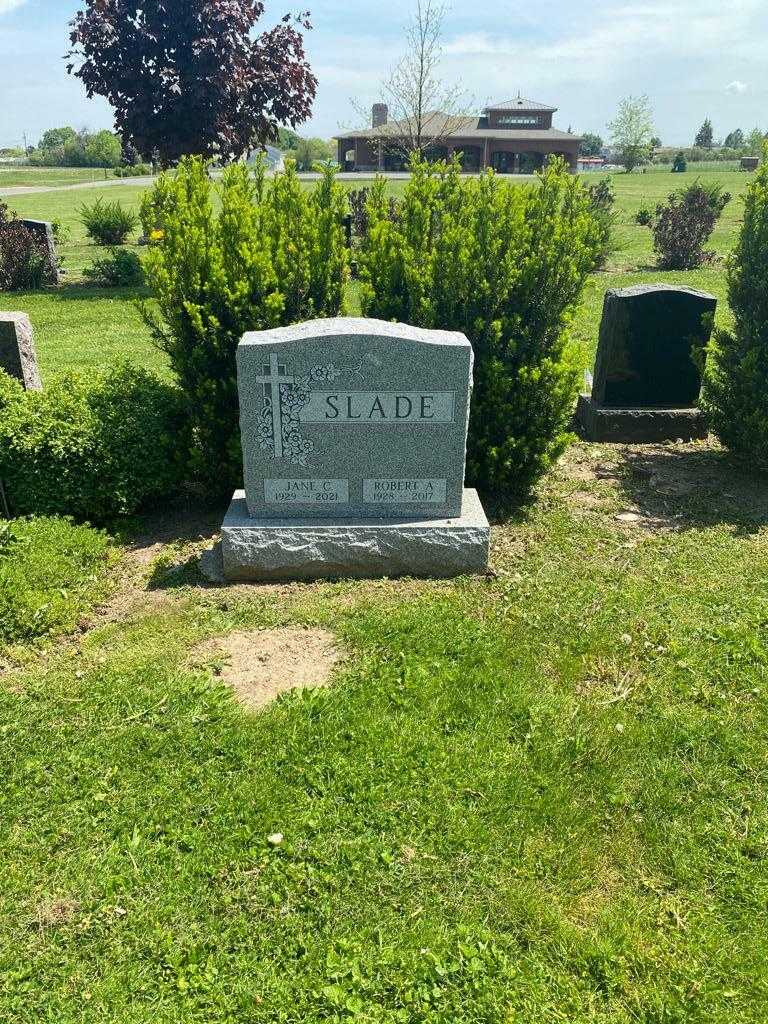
28,127,123,167
691,119,766,154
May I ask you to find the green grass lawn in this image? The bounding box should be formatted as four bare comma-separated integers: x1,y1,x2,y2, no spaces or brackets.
0,166,120,189
2,168,767,1019
2,444,768,1020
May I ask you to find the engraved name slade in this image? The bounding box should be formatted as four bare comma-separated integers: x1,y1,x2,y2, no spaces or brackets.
298,391,455,425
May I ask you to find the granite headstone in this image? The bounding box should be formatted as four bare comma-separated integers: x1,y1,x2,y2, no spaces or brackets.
0,312,42,390
577,284,716,442
216,317,490,581
20,220,59,285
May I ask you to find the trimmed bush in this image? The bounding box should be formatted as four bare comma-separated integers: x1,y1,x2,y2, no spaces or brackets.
0,517,114,646
586,177,617,269
705,156,768,459
140,156,347,494
83,247,145,287
113,163,152,178
79,196,139,245
0,201,49,291
0,362,189,521
647,180,731,270
358,157,602,501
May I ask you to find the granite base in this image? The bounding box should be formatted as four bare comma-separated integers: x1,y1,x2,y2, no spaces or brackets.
218,488,490,581
575,394,708,443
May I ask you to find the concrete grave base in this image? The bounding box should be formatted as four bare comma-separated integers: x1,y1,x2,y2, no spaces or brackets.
575,394,708,443
219,488,490,581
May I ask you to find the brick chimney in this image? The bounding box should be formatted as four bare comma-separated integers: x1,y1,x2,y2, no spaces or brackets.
372,103,388,128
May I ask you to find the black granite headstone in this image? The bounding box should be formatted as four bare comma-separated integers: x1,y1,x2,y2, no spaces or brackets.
592,285,716,408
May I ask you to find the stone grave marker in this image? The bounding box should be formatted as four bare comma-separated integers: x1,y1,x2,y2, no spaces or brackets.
577,284,716,442
0,312,42,390
217,317,490,581
20,220,59,285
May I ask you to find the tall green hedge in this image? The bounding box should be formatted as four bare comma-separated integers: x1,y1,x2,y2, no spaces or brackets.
141,157,348,494
705,156,768,459
358,158,602,501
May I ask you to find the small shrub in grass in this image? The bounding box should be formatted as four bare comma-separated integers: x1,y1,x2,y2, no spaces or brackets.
113,163,152,178
83,247,145,287
0,362,190,521
358,156,602,502
647,180,731,269
0,516,113,646
672,151,687,173
705,154,768,459
586,177,617,268
635,205,653,226
141,156,347,494
79,196,139,245
0,201,48,290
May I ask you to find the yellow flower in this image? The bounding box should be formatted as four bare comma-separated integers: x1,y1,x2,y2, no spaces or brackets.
150,229,164,240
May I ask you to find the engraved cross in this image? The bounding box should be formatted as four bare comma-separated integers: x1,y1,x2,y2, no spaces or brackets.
255,352,294,458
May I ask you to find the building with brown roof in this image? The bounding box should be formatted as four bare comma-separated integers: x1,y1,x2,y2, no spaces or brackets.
337,96,581,173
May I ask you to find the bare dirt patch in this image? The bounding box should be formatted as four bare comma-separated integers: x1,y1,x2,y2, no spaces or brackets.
557,438,768,534
192,627,342,711
32,898,79,931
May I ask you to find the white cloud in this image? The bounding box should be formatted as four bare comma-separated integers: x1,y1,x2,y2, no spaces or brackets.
726,80,748,94
445,33,506,56
0,0,26,13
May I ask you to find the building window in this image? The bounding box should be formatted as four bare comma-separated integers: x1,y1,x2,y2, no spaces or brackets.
497,116,540,128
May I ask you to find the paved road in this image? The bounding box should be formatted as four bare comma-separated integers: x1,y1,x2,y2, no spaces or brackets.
0,175,158,197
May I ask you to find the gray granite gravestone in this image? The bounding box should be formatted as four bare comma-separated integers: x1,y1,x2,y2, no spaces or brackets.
0,312,42,390
20,220,59,285
576,284,716,442
217,317,490,581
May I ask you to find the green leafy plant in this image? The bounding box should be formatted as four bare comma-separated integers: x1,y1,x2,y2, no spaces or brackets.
0,362,189,521
635,205,653,226
83,247,145,287
672,151,687,173
586,177,617,268
648,180,731,269
358,156,602,502
79,196,139,245
705,153,768,458
140,156,347,493
0,201,48,291
113,163,152,177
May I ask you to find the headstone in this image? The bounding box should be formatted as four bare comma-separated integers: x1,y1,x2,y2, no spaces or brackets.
20,220,59,285
216,317,490,581
577,285,716,442
0,312,42,390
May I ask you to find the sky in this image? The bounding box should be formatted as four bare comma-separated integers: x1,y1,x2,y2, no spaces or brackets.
0,0,766,150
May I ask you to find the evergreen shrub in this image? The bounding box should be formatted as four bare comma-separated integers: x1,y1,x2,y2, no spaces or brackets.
83,247,145,287
705,155,768,458
140,156,347,493
358,157,602,501
79,197,139,245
